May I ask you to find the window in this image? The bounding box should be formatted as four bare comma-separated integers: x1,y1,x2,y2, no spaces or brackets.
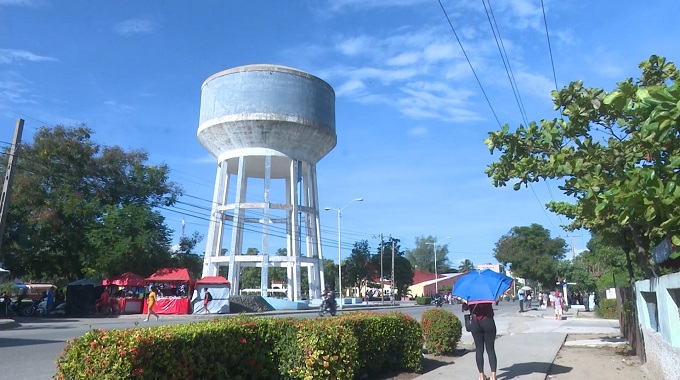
641,291,659,332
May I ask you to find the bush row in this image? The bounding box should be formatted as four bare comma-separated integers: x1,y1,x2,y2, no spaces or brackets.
595,298,618,319
54,312,423,380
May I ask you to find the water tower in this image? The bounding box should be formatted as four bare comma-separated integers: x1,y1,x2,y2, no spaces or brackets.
197,65,336,301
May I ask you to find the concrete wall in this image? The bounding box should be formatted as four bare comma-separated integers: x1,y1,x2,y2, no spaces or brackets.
635,272,680,379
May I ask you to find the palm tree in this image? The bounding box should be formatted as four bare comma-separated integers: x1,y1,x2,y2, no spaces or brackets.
458,259,475,273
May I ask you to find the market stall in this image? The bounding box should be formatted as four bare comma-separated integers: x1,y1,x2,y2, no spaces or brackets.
102,272,146,314
65,278,103,316
144,268,196,314
191,275,231,314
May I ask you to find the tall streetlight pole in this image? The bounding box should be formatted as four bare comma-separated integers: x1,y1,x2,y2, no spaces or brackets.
426,236,451,295
325,198,363,309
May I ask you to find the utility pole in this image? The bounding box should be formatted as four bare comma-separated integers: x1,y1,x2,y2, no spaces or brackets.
391,238,395,306
380,233,384,305
0,119,24,255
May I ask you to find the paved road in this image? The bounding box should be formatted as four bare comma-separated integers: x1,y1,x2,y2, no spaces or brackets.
0,300,523,379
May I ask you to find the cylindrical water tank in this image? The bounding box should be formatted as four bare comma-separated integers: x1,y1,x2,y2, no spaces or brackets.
197,64,337,164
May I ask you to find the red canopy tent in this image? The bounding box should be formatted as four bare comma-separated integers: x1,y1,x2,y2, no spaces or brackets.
196,275,230,285
102,272,146,287
147,267,196,284
101,272,147,314
145,268,196,314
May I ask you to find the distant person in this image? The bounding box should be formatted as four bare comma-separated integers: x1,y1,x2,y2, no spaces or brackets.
96,290,110,314
46,286,55,315
144,286,159,322
462,299,498,380
518,289,525,312
554,291,563,320
203,288,212,314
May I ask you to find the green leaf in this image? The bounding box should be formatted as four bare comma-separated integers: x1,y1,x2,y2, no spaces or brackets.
671,235,680,247
513,182,522,191
644,205,656,220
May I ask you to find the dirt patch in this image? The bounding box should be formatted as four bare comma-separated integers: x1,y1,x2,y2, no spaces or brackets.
547,335,652,379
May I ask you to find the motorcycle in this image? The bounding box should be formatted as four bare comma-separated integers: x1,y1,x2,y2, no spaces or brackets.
36,300,66,317
432,295,443,307
318,297,337,317
21,298,43,317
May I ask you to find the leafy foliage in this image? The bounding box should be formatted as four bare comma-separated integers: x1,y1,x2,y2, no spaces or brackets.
405,235,451,274
54,312,423,380
485,55,680,278
458,259,475,273
493,224,567,286
595,298,618,319
0,125,181,280
421,308,462,356
370,237,414,299
342,240,373,295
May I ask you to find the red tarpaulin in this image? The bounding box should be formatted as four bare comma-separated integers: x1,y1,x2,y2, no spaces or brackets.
146,268,196,285
196,275,230,285
102,272,147,287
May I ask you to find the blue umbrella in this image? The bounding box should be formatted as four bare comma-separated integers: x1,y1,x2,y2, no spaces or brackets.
452,269,513,304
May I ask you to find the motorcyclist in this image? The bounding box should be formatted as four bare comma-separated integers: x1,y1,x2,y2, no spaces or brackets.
322,285,336,311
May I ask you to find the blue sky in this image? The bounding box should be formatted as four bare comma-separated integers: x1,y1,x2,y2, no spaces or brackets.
1,0,679,269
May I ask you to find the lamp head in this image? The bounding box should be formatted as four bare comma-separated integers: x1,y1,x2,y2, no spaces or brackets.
355,198,364,202
324,207,332,211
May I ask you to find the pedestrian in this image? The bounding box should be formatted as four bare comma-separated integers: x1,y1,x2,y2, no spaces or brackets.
518,289,525,312
463,299,498,380
203,287,212,314
46,286,55,315
542,292,548,309
527,292,532,309
554,291,563,320
144,286,159,322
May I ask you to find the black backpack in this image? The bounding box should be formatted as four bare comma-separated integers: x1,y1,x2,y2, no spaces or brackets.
206,292,212,301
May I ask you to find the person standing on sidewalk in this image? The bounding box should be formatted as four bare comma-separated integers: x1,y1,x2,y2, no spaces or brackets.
144,286,159,322
518,289,525,312
462,299,498,380
554,291,564,320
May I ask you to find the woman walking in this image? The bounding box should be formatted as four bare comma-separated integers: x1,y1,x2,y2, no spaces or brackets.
144,286,160,322
463,299,498,380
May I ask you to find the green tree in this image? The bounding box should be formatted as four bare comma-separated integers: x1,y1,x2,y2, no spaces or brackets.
323,258,338,290
493,224,567,286
239,247,260,290
458,259,475,273
369,237,414,298
0,125,180,281
484,55,680,280
405,235,451,274
342,240,373,296
169,232,204,279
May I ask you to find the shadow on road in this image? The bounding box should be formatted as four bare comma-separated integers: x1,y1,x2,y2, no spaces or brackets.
498,362,572,380
0,337,66,349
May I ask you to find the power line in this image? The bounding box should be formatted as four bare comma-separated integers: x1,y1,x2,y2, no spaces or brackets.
437,0,502,128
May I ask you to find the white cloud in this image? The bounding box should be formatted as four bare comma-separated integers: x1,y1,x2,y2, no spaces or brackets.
408,126,428,136
104,100,134,113
0,49,56,64
336,78,366,96
325,0,428,12
114,19,156,36
336,35,375,56
423,43,458,63
387,52,420,66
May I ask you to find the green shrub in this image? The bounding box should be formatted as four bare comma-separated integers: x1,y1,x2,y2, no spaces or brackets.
339,312,422,376
421,308,462,356
415,296,431,305
55,313,423,380
596,299,618,319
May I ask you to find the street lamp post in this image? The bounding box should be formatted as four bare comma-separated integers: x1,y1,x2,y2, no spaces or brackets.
426,236,451,295
325,198,363,309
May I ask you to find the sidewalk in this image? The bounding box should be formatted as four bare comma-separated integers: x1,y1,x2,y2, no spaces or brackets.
414,306,621,380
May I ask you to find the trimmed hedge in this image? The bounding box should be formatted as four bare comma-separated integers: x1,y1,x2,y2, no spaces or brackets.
415,296,431,305
421,308,462,355
54,312,422,380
